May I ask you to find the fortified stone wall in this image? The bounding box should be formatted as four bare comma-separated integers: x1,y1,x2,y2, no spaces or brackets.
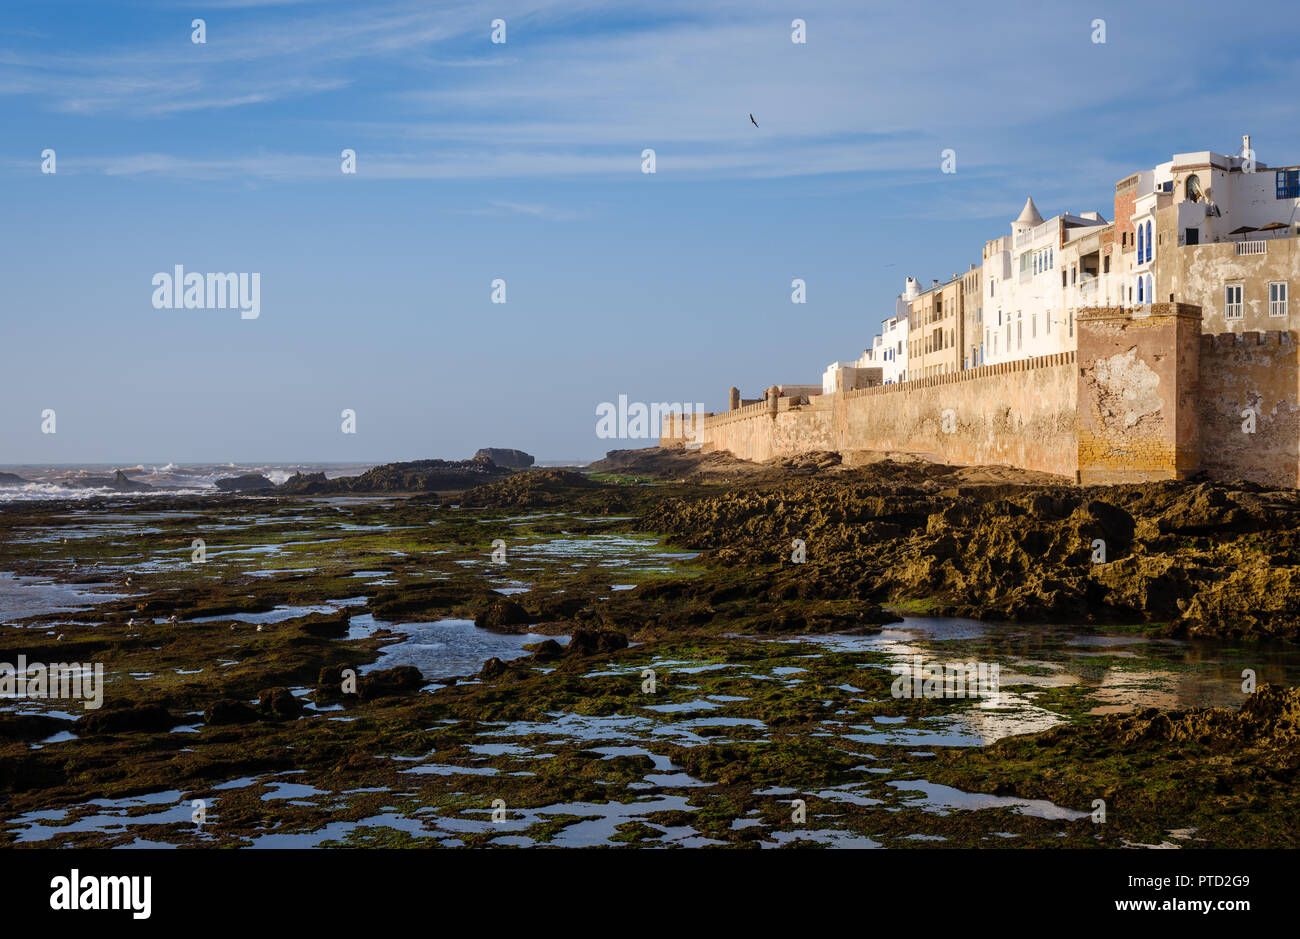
659,303,1300,488
1075,303,1201,485
1198,330,1300,487
664,354,1080,478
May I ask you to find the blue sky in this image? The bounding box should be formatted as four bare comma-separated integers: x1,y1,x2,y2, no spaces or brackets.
2,0,1297,464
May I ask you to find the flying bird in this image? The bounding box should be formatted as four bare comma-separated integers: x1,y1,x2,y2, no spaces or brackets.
749,113,758,127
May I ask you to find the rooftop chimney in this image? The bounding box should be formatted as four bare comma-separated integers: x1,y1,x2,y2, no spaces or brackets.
1244,134,1252,156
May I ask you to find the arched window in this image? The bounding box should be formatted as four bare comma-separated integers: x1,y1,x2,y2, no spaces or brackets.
1137,224,1144,261
1137,276,1144,303
1145,221,1152,263
1185,174,1202,202
1146,274,1153,303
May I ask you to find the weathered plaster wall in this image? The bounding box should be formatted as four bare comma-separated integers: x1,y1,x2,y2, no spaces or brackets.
662,303,1300,488
1075,303,1200,485
668,354,1079,477
1158,236,1299,333
1198,331,1300,487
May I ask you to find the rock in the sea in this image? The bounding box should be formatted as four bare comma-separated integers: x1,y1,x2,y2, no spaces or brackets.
204,699,261,725
474,448,535,469
0,713,68,740
524,638,564,661
75,704,175,735
215,473,276,492
479,657,509,678
60,470,152,492
316,663,357,695
474,597,532,630
257,686,304,719
296,610,352,638
565,628,628,656
277,459,513,494
358,665,425,701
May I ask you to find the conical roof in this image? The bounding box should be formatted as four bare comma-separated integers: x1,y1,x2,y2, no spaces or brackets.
1015,197,1043,226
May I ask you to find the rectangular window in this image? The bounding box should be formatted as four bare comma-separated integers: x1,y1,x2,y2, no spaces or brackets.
1277,169,1299,199
1225,284,1244,320
1270,282,1288,317
1031,314,1037,338
1017,322,1022,349
1104,255,1110,274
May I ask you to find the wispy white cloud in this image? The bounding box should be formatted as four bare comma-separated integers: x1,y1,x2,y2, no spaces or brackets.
3,0,1297,184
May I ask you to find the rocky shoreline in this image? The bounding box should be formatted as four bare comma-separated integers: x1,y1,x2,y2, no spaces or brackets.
0,447,1296,848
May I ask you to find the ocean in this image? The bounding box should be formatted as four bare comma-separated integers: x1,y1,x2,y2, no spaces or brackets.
0,463,376,503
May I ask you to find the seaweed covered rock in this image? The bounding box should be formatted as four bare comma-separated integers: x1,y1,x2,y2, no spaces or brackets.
460,469,602,508
0,713,69,741
565,628,628,657
368,582,468,621
524,639,564,661
295,610,352,639
75,704,175,735
358,666,425,701
204,699,260,726
257,686,304,720
474,597,532,631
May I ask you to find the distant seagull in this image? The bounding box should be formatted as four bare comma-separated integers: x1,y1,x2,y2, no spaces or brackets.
256,624,264,632
126,577,132,587
749,113,758,127
168,615,179,625
56,634,64,641
128,618,136,627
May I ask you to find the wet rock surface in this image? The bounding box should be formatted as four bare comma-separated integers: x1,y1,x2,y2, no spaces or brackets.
0,450,1298,848
474,448,535,469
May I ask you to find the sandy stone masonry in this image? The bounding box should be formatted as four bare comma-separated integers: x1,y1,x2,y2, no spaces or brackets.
662,302,1300,488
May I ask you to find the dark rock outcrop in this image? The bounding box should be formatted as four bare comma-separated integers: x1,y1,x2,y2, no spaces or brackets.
524,639,564,661
215,473,276,492
565,628,629,657
60,470,152,492
296,610,352,638
1,713,72,740
204,699,261,725
460,469,601,508
474,448,535,469
474,597,532,631
257,686,304,719
75,704,175,735
358,666,425,701
278,459,514,495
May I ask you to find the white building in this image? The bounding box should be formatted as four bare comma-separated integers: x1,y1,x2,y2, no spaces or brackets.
981,197,1109,365
863,310,909,383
